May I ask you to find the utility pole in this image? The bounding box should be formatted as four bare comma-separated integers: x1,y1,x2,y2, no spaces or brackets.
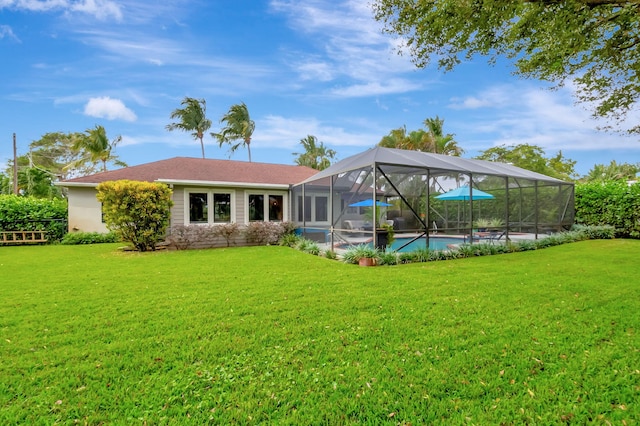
13,133,18,195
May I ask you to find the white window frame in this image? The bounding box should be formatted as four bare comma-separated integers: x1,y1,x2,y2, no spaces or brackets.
296,194,330,225
184,188,236,225
245,191,288,223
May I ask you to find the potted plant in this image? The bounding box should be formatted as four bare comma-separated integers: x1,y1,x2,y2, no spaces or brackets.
343,244,381,266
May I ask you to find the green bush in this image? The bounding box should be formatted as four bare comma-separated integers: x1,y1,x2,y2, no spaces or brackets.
0,195,67,242
575,181,640,238
571,224,616,240
61,231,119,245
279,233,301,247
96,180,173,252
323,249,337,260
377,251,398,265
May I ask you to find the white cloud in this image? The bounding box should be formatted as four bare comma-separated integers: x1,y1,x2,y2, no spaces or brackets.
329,78,421,98
271,0,418,97
449,86,512,110
258,115,377,150
84,96,137,122
0,24,20,41
294,60,334,82
451,83,640,153
69,0,122,21
1,0,122,21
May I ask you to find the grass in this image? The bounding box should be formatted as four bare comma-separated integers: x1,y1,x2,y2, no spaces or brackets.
1,240,639,424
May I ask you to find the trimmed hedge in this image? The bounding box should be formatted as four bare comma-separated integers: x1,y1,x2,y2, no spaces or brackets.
0,195,67,242
575,181,640,238
61,232,120,245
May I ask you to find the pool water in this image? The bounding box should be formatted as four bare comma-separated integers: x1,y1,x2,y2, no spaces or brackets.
385,236,464,252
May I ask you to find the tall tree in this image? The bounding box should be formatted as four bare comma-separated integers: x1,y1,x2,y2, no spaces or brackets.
212,102,255,162
475,144,577,181
378,117,463,156
71,125,127,173
379,126,433,151
28,132,88,178
2,131,109,198
373,1,640,133
292,135,337,170
423,116,463,156
582,160,640,182
166,97,212,158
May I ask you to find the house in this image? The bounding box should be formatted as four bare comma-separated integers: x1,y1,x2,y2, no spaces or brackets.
58,157,318,236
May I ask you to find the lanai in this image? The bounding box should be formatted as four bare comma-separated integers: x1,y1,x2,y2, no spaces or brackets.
291,147,574,250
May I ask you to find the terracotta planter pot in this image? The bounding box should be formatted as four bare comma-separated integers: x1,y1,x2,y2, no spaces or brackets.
359,257,376,267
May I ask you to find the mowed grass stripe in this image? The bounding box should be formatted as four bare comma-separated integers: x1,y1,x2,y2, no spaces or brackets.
1,240,638,424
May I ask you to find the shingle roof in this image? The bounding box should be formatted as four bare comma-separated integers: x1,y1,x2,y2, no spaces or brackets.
60,157,318,186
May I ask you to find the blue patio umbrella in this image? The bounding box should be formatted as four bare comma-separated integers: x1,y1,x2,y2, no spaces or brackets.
349,199,393,207
435,186,494,201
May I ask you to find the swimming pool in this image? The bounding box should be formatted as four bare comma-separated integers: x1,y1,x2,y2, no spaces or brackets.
372,236,465,252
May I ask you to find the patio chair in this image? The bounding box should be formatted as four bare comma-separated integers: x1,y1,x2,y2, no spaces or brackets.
476,230,506,244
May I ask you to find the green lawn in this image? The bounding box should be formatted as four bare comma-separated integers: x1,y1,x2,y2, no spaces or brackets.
1,240,639,424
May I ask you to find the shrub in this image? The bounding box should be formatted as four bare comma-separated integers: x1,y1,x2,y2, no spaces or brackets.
245,222,292,245
455,243,477,258
279,233,301,247
304,242,321,256
515,240,537,251
61,231,120,245
324,249,337,260
279,221,298,237
398,247,430,263
0,195,67,242
211,222,241,247
293,238,321,255
572,224,615,240
427,249,447,261
377,251,398,266
97,180,173,252
166,225,211,250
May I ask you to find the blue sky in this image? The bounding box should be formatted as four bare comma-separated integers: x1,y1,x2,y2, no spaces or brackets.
1,0,639,177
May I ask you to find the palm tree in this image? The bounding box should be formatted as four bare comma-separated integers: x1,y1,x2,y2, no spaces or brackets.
423,116,463,156
166,97,212,158
71,125,127,172
292,135,337,170
212,102,255,162
378,126,433,151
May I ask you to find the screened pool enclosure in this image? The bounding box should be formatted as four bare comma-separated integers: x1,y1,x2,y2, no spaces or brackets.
291,147,574,250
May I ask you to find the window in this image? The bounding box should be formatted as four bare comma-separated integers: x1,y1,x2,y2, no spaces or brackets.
189,193,208,223
269,195,283,221
247,192,287,222
186,190,234,225
315,196,328,221
248,194,264,221
213,193,231,222
296,195,328,223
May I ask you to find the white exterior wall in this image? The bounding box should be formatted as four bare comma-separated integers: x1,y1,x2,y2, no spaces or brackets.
170,186,184,228
66,184,294,238
67,186,108,233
